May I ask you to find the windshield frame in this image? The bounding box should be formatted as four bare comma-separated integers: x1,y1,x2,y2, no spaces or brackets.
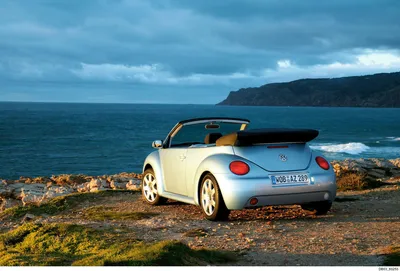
162,117,250,149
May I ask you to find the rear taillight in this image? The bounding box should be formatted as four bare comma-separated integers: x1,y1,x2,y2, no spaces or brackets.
229,161,250,175
316,156,330,170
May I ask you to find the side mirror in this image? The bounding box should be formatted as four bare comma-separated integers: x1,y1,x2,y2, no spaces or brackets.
152,140,163,149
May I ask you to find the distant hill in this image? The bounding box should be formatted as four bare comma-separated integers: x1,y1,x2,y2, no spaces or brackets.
217,72,400,107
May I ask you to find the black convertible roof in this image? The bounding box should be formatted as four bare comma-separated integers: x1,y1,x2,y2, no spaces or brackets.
178,117,250,124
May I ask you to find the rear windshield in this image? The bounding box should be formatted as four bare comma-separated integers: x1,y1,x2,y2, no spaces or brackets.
170,122,243,147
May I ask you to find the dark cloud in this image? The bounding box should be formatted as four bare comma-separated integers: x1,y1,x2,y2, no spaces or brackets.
0,0,399,103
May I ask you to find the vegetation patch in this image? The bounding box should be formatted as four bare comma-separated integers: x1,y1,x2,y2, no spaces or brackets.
336,172,385,191
0,191,135,220
0,223,235,266
383,246,400,266
81,206,158,221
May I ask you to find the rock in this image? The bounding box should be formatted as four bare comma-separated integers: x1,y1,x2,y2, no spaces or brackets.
52,174,89,185
43,185,74,199
126,179,141,191
367,169,386,179
89,178,109,192
0,198,22,211
109,176,131,190
20,183,47,205
21,192,43,206
22,213,35,222
389,159,400,168
0,184,12,197
110,180,128,189
389,168,400,177
8,183,25,198
77,182,90,193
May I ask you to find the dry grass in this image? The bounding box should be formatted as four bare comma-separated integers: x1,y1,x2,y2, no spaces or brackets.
336,172,384,191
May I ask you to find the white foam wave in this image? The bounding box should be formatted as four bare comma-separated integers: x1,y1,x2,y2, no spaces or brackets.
310,142,370,155
386,137,400,141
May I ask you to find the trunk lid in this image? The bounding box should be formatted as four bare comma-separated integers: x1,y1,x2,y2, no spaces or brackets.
233,143,312,172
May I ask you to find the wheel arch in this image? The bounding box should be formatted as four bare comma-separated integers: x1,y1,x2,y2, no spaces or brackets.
142,150,165,196
197,171,212,205
192,154,236,205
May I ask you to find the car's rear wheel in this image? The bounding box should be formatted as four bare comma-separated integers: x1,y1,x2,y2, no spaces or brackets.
301,201,332,215
200,174,230,221
142,168,167,205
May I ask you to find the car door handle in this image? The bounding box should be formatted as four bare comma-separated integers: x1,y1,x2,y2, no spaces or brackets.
179,154,186,161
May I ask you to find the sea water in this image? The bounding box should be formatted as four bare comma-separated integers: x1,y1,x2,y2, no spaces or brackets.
1,102,399,179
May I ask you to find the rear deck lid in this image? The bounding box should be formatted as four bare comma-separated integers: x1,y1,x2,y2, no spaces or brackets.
233,143,312,172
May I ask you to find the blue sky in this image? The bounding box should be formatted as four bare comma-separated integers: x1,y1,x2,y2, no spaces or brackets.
1,0,400,104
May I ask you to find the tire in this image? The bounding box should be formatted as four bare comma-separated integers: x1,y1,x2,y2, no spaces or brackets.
200,174,230,221
142,168,168,205
301,201,332,215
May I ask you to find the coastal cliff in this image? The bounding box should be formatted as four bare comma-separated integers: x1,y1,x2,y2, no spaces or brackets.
218,71,400,107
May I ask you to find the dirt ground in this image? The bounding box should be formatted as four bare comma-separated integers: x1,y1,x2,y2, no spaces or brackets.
2,181,399,266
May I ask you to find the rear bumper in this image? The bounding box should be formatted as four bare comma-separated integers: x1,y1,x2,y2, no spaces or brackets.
214,172,336,210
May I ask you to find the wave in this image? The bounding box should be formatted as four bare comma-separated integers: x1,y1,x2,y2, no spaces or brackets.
386,137,400,141
310,142,370,155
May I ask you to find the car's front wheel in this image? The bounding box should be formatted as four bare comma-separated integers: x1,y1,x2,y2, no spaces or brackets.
200,174,230,221
142,168,167,205
301,201,332,215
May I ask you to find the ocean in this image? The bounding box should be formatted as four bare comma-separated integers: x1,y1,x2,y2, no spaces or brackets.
1,102,399,180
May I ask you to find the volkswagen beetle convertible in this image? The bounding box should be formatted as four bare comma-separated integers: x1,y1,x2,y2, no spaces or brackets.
142,117,336,221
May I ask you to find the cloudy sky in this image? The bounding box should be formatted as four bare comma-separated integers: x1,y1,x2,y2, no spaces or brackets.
1,0,400,104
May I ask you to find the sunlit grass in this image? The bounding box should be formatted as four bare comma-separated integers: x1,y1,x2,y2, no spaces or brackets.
0,191,136,220
0,223,235,266
81,206,158,221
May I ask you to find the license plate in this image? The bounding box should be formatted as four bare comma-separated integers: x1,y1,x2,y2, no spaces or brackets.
271,173,309,185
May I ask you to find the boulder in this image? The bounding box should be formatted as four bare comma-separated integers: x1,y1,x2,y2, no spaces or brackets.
11,183,46,200
389,159,400,168
77,182,90,193
89,178,110,192
367,169,386,179
43,186,74,199
110,180,128,189
109,176,131,190
21,192,43,206
369,158,396,168
0,184,12,197
0,198,22,211
126,179,141,191
22,213,35,223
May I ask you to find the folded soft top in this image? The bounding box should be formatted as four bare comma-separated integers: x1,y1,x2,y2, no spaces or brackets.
216,128,319,146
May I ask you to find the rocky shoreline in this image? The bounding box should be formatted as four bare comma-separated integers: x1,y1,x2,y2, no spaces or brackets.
1,158,400,212
0,173,142,211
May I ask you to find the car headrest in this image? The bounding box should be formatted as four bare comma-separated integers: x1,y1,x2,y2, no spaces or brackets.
204,133,223,144
216,132,237,146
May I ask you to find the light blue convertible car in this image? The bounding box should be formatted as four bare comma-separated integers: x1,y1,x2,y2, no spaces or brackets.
142,117,336,221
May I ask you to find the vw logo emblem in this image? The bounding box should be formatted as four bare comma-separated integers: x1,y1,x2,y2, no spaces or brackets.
279,154,287,162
